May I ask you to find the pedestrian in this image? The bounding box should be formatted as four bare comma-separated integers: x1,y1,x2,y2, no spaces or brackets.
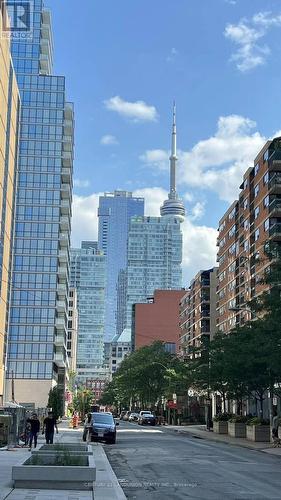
272,409,281,447
42,411,58,444
27,413,40,451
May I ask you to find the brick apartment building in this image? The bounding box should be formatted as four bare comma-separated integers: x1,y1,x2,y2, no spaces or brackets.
216,137,281,332
133,290,186,352
179,269,218,356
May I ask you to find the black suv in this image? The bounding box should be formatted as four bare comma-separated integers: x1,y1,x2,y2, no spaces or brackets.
83,412,119,444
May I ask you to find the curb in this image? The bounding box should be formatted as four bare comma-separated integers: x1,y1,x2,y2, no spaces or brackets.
163,426,277,454
93,444,126,500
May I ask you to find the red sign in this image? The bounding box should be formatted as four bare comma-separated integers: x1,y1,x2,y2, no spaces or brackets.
167,401,177,409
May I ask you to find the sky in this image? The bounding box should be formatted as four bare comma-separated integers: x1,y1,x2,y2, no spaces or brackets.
47,0,281,283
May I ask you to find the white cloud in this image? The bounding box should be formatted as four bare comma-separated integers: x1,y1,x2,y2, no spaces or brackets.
140,114,267,203
73,178,90,188
100,134,119,146
71,187,217,283
190,201,205,220
104,96,158,122
139,150,169,171
167,47,179,63
71,193,100,247
224,11,281,71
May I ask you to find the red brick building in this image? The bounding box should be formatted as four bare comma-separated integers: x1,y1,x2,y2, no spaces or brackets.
132,290,186,352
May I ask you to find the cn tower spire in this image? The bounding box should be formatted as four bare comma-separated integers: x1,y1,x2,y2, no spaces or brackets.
160,102,185,222
170,101,178,198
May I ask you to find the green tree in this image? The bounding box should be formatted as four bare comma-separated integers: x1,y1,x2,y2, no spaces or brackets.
47,386,64,418
73,389,93,418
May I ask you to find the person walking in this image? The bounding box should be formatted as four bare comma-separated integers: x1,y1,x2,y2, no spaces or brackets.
27,413,40,451
42,411,58,444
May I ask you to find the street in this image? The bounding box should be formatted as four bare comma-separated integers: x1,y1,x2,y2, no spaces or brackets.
104,421,281,500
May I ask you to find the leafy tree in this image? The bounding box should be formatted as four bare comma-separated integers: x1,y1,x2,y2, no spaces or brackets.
47,386,64,418
73,389,93,418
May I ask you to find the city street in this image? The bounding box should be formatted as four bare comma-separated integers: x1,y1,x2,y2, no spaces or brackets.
104,421,281,500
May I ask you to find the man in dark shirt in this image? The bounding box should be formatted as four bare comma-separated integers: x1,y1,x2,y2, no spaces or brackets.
27,413,40,451
42,411,58,444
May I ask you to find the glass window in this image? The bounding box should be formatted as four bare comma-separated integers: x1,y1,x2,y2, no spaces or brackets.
264,219,269,231
263,172,269,185
255,228,260,241
264,195,269,208
254,206,260,219
254,184,260,198
254,163,259,176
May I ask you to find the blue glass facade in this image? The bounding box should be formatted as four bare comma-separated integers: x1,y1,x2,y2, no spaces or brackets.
6,0,74,406
125,216,183,334
70,242,106,383
98,191,144,340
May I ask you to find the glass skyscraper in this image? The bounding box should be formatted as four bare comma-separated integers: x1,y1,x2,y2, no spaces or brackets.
98,191,144,340
126,216,183,330
70,242,106,384
6,0,74,407
124,105,185,340
0,1,20,405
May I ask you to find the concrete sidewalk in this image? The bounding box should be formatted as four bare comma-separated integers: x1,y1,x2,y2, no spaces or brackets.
165,424,281,456
0,421,126,500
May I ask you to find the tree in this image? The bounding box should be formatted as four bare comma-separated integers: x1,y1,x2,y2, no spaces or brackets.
47,386,64,418
73,389,93,418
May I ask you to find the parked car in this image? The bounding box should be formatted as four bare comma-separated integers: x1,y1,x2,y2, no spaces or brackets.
83,412,119,444
123,411,132,421
128,412,139,422
139,410,153,418
119,411,127,420
138,413,156,426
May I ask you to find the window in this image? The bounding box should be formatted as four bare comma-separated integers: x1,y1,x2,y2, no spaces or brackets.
254,184,260,198
255,228,260,241
263,149,269,162
254,163,259,176
264,195,269,208
264,219,269,231
263,172,269,185
254,206,260,219
244,198,248,210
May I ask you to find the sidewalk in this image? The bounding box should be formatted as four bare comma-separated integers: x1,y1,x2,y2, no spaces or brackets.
0,421,125,500
164,424,281,456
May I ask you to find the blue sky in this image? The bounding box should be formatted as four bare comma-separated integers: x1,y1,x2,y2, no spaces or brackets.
47,0,281,282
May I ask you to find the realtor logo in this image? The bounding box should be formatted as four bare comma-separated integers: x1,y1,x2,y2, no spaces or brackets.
1,1,33,39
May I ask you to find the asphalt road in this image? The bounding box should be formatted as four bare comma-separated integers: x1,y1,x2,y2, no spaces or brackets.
104,420,281,500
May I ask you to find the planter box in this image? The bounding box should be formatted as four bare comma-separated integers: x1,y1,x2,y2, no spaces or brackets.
32,443,93,456
228,422,246,438
12,454,96,490
213,421,228,434
246,425,270,442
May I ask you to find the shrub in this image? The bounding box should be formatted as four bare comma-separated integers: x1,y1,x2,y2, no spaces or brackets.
246,417,270,426
213,413,232,422
228,415,248,423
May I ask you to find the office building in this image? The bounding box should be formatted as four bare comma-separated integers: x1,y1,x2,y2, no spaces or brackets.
67,288,78,373
98,191,144,339
5,0,74,407
133,290,185,352
216,138,281,332
179,268,218,357
70,242,106,384
109,329,131,376
0,0,20,404
124,105,184,337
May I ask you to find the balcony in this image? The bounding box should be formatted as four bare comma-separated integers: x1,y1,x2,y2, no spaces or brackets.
64,119,73,133
60,199,71,216
58,264,68,280
61,167,71,184
57,283,67,297
63,135,73,152
269,175,281,194
269,198,281,216
54,351,66,368
54,334,66,348
269,160,281,172
58,249,68,263
59,232,69,247
269,223,281,240
62,151,72,168
55,317,66,331
56,300,67,314
61,184,71,200
60,215,70,231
